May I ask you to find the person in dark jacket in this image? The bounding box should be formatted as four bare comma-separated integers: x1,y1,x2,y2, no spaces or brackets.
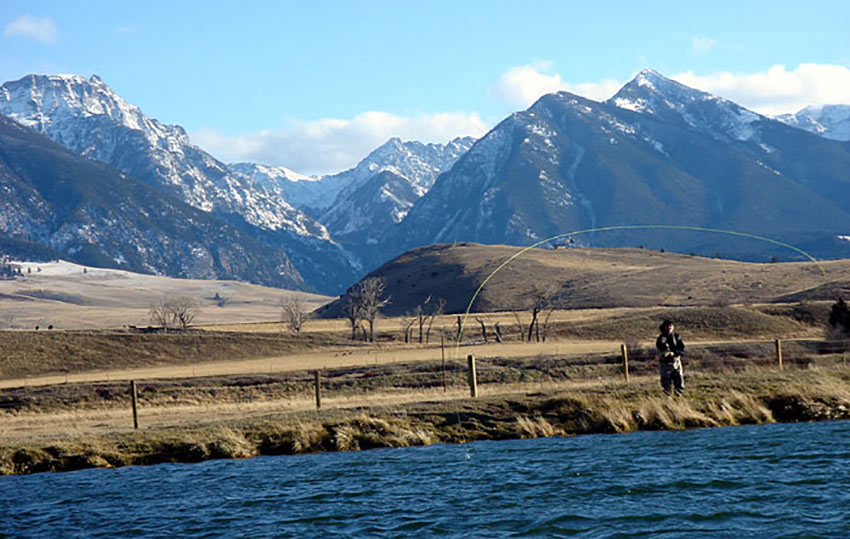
656,319,685,396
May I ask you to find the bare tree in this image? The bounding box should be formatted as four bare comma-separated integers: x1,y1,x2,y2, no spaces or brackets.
475,317,489,343
149,298,174,329
281,296,309,332
347,276,390,342
171,297,198,329
512,311,525,341
526,285,558,343
403,312,417,343
343,295,361,340
539,308,556,342
149,296,198,330
425,297,446,343
413,303,430,343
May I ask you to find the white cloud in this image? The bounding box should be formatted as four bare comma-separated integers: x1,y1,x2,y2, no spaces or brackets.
671,64,850,115
491,61,850,117
489,62,624,108
191,111,490,176
194,63,850,176
4,16,56,44
691,36,717,54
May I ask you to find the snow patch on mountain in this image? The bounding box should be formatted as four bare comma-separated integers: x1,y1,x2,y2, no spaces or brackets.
611,97,651,114
775,104,850,141
608,69,764,143
228,162,345,212
0,74,331,241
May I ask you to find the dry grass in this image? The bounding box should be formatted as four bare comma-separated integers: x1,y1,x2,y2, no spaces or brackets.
0,262,331,330
3,364,850,475
0,299,827,386
1,288,847,476
318,244,848,317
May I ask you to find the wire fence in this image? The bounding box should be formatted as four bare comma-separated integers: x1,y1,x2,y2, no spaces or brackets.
10,337,846,420
295,338,850,407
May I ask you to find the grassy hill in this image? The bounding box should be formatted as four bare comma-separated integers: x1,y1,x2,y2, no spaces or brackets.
318,243,849,317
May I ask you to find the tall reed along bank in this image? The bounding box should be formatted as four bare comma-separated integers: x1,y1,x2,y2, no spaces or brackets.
2,340,850,474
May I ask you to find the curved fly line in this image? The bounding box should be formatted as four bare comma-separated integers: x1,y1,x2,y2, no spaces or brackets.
454,224,826,354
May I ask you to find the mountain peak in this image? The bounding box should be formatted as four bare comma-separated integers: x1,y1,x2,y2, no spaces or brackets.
635,67,665,82
617,68,708,102
605,68,762,141
1,72,148,132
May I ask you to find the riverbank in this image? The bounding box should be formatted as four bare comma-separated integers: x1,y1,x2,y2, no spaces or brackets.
3,365,849,476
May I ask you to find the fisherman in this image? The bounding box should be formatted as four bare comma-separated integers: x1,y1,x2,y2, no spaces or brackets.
656,319,685,396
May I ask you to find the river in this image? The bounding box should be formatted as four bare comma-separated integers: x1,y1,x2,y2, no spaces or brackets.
3,421,849,537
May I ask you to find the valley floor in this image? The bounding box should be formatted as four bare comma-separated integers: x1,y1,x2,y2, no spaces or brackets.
2,303,848,475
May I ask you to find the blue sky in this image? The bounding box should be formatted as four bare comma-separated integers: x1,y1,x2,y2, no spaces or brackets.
2,0,850,174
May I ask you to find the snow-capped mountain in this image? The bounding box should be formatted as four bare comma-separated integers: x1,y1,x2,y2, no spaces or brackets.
0,74,330,240
775,104,850,141
0,74,366,293
0,114,303,287
6,68,850,293
609,69,763,143
228,162,347,213
319,136,475,238
392,69,850,262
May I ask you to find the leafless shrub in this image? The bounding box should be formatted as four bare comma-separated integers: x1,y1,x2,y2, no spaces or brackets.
625,335,654,362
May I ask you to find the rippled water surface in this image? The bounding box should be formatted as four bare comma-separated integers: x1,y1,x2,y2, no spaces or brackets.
3,421,850,537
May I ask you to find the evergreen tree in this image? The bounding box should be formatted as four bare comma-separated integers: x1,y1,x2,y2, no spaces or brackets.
828,298,850,335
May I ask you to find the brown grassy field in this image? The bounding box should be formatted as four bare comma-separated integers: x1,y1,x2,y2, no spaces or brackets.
0,260,331,330
0,302,829,387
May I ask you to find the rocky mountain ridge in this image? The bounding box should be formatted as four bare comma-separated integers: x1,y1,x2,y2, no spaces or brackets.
775,104,850,141
3,69,850,295
391,69,850,262
0,113,303,287
0,74,359,292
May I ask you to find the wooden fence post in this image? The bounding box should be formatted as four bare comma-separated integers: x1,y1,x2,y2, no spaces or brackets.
130,380,139,430
441,334,447,392
775,339,783,370
621,344,630,382
314,370,322,409
467,354,478,398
